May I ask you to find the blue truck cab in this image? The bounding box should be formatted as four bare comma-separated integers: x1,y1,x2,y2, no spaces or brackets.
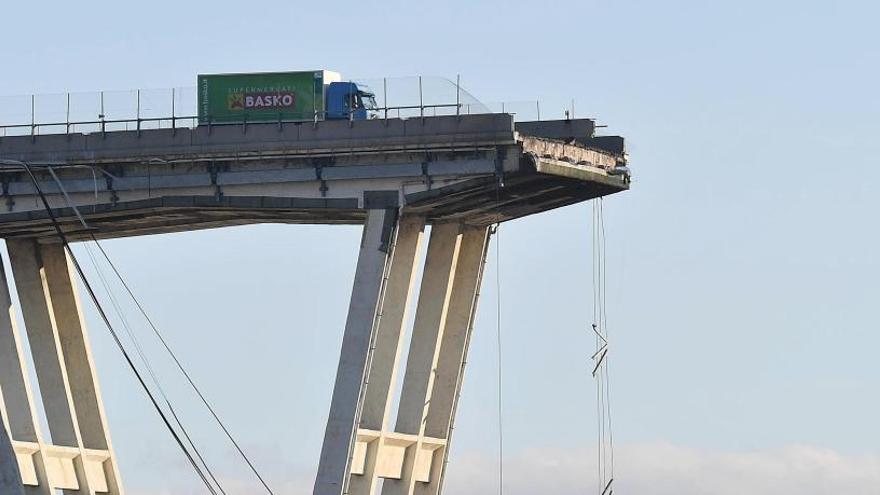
326,82,378,120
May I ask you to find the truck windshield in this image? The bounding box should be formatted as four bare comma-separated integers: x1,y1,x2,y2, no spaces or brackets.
358,92,378,110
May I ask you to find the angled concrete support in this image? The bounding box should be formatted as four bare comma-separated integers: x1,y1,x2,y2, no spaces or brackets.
348,217,426,495
5,239,122,495
340,223,490,495
380,226,488,495
381,223,467,495
0,249,54,495
413,227,489,495
315,208,401,495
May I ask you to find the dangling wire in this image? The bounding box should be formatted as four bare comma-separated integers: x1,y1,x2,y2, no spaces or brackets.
44,163,275,494
90,239,276,495
4,160,278,494
591,198,615,495
600,199,615,489
8,160,220,494
494,222,505,495
81,244,227,495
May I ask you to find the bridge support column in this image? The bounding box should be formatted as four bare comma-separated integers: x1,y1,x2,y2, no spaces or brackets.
380,223,462,495
1,245,58,495
315,208,403,495
317,219,489,495
348,217,425,495
380,225,488,495
413,226,489,495
4,240,122,495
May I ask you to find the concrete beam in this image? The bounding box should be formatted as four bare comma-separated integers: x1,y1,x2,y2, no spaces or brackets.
315,208,399,495
6,240,121,495
39,244,122,493
0,115,517,165
359,217,425,430
393,223,462,436
349,216,425,495
7,240,80,449
382,223,463,495
0,255,41,444
0,252,53,495
415,227,489,495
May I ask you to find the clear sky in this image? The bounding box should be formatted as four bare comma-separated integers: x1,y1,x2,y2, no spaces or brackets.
1,1,878,494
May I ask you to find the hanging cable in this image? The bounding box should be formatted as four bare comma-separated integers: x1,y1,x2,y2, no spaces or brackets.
46,165,227,493
17,162,217,495
590,198,614,495
81,244,227,495
435,227,493,495
600,199,615,486
494,222,505,495
40,162,275,494
90,240,276,495
592,202,604,495
6,159,221,494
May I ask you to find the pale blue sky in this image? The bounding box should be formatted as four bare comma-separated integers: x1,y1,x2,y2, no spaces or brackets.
1,1,878,493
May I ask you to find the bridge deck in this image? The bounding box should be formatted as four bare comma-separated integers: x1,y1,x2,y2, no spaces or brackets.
0,114,628,240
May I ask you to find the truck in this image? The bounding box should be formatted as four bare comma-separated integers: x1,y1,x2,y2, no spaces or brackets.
197,70,378,125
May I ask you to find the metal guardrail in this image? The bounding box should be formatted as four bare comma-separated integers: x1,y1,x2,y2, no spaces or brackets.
0,76,544,137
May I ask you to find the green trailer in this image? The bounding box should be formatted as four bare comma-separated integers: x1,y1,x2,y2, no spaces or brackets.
197,70,339,124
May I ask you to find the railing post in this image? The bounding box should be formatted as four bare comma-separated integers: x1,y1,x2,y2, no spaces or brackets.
100,91,106,136
455,74,461,118
349,80,355,127
419,76,424,121
136,89,141,136
383,78,388,124
171,88,176,134
30,95,35,140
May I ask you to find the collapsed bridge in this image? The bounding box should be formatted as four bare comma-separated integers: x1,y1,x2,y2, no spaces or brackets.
0,113,628,495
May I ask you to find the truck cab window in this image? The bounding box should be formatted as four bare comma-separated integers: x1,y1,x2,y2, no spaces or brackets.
358,92,378,110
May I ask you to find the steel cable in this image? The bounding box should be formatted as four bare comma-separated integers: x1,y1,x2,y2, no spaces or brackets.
9,160,221,495
39,161,274,494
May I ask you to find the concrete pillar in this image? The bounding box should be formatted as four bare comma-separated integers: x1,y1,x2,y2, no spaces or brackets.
381,223,464,495
0,253,52,495
0,261,40,444
349,217,425,495
414,227,489,495
7,240,80,450
315,208,400,495
7,239,122,495
40,244,123,494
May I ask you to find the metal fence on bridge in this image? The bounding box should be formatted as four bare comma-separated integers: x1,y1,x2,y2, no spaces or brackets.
0,76,543,137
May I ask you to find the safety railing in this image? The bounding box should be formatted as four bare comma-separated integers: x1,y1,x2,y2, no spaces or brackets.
0,76,544,137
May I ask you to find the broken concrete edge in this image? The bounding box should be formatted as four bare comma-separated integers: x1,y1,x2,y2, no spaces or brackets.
515,119,626,157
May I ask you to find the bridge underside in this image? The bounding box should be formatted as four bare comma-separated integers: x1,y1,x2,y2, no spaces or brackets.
0,114,628,495
0,114,627,241
0,170,624,241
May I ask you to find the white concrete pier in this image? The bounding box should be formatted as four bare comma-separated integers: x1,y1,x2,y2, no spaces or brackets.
0,241,122,494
